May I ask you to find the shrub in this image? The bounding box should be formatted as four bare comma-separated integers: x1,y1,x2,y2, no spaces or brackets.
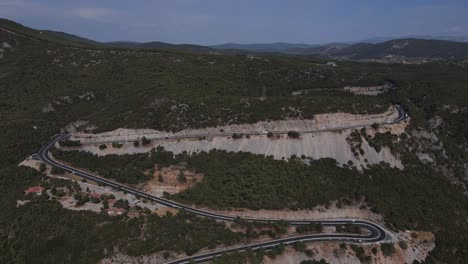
351,245,370,262
381,243,396,256
297,222,322,233
177,172,187,183
232,133,243,139
112,142,123,148
398,241,408,250
59,140,81,147
305,249,314,257
99,144,107,150
267,243,285,258
293,241,306,252
39,163,46,173
114,199,130,209
51,167,65,174
287,131,300,138
142,137,151,145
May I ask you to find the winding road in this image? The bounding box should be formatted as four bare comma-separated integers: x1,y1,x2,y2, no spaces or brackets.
37,105,407,263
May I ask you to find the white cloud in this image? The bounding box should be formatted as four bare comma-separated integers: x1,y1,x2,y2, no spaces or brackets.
72,7,117,22
0,0,27,7
0,0,49,17
449,25,462,33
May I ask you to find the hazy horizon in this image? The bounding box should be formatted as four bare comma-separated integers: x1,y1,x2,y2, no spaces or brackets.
1,0,467,45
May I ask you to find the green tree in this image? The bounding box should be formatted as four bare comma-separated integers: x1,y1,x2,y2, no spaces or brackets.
287,131,300,138
398,241,408,250
177,171,187,183
142,137,151,145
39,163,46,173
381,243,396,256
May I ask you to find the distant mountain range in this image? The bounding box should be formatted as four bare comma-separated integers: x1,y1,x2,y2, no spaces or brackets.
41,31,468,60
210,42,321,53
325,38,468,60
358,35,468,44
2,18,468,61
208,39,468,60
105,41,216,53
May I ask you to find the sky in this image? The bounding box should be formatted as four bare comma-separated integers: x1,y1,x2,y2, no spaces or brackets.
0,0,468,45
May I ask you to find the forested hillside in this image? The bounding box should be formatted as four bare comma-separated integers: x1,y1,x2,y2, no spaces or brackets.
329,38,468,60
0,19,467,263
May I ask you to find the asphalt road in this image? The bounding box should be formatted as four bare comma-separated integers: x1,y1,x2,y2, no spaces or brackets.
37,105,407,263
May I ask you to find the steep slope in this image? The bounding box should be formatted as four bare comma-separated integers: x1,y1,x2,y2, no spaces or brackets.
41,30,102,46
0,18,101,47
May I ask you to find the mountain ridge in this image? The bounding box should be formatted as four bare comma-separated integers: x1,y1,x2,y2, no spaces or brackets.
2,18,468,60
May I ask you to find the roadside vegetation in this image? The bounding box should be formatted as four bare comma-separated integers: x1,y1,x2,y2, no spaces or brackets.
2,198,245,263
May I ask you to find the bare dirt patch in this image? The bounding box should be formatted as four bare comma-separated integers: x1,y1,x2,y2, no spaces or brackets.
70,106,399,144
344,83,392,96
72,124,405,170
265,231,434,264
138,163,203,196
202,200,383,223
18,156,42,171
153,207,180,217
66,107,407,170
99,251,180,264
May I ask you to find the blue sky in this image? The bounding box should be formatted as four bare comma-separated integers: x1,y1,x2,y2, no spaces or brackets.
1,0,467,44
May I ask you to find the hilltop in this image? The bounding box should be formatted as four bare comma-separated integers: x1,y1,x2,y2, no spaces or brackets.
105,40,217,53
0,18,102,47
